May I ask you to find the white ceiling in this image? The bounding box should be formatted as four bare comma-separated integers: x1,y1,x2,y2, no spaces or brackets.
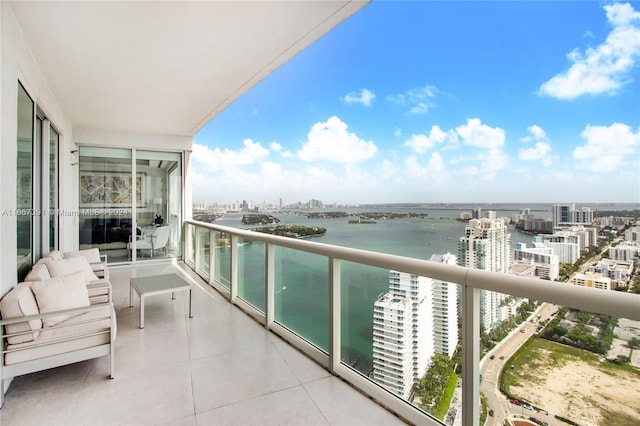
10,1,368,137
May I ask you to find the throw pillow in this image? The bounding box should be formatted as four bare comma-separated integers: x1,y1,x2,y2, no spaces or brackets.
64,248,102,264
46,256,99,283
0,282,42,344
31,271,90,327
45,250,64,260
24,263,52,281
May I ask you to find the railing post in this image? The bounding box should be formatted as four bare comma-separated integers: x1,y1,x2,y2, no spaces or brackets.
194,225,201,271
329,257,341,373
230,235,238,303
462,283,480,426
265,243,275,329
209,229,215,286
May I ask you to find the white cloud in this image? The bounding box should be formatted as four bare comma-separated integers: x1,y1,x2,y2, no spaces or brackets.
519,142,552,162
446,119,508,179
192,139,269,171
342,88,376,107
270,142,282,152
404,126,449,154
522,125,547,142
409,103,430,115
426,152,447,175
297,116,377,163
380,159,399,180
519,125,557,166
573,122,640,172
387,85,439,114
261,161,282,177
456,118,505,150
402,118,507,182
539,2,640,99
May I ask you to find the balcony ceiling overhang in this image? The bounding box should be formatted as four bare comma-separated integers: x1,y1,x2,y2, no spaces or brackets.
10,1,368,137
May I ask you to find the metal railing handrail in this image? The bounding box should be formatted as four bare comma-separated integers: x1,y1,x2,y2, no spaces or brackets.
185,219,640,320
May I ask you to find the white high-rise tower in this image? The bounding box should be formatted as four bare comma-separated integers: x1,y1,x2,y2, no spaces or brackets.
372,271,434,399
458,218,512,331
428,253,459,357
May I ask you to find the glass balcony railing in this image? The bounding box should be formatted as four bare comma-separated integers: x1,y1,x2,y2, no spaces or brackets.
184,219,640,426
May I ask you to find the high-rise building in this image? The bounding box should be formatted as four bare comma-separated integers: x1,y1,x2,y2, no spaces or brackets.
552,203,594,227
372,271,434,399
625,226,640,242
428,253,459,357
458,218,512,331
609,243,640,262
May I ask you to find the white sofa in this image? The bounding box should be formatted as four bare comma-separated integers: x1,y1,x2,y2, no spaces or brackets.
0,251,115,407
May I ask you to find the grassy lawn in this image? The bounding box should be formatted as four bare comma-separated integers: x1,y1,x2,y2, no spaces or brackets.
433,371,457,421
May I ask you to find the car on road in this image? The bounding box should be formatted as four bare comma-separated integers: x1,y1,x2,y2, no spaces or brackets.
488,409,494,417
499,355,505,360
490,355,495,360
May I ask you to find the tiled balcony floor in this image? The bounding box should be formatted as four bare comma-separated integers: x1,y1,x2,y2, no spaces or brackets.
1,262,406,425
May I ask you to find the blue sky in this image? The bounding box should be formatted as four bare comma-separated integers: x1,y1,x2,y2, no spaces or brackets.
193,1,640,206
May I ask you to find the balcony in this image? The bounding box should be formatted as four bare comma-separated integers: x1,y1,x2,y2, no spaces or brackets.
181,219,640,425
1,219,639,425
0,261,404,425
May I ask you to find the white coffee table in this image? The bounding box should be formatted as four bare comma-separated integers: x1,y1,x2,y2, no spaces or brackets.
129,273,193,328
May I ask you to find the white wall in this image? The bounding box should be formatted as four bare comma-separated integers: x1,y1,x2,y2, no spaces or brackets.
1,2,194,298
1,2,73,296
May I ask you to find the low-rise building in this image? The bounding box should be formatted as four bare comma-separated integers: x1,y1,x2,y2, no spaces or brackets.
609,243,640,262
570,272,611,290
513,242,559,280
588,259,634,289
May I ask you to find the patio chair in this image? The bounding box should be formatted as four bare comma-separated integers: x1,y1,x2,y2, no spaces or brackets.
128,225,171,258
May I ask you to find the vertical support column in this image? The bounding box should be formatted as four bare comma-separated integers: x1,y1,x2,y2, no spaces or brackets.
462,283,480,426
329,257,341,373
194,225,201,272
209,229,215,287
40,120,51,257
230,235,238,303
131,149,137,262
265,243,275,329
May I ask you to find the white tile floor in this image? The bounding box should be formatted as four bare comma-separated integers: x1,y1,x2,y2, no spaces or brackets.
1,262,407,425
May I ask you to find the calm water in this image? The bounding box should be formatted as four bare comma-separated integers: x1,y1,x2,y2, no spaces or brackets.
213,207,540,374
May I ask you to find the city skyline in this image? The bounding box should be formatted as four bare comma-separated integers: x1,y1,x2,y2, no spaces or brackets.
192,1,640,205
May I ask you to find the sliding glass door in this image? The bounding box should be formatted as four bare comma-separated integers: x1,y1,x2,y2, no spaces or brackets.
79,148,182,263
78,147,133,263
16,84,34,281
16,83,60,281
135,151,182,260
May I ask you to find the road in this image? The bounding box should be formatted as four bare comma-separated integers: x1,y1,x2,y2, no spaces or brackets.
479,238,620,425
480,303,559,426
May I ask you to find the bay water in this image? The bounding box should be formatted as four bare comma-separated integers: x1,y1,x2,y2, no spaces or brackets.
213,207,542,374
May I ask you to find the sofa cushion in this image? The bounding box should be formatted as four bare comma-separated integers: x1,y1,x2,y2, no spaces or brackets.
64,248,102,264
24,263,52,281
0,282,42,344
45,257,99,283
31,271,90,327
4,305,112,366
